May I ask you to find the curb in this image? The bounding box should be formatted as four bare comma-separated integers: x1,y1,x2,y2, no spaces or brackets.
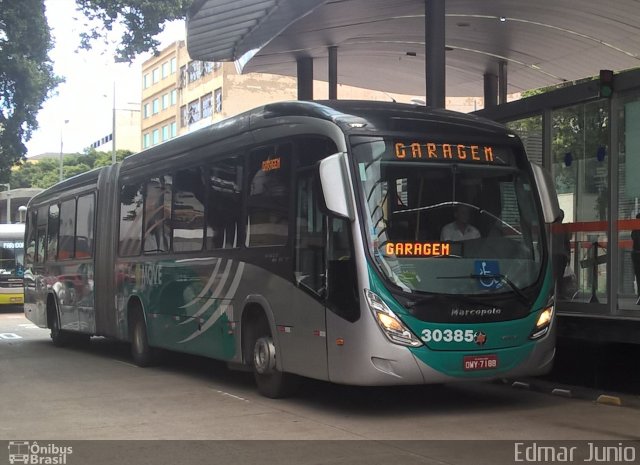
508,378,640,409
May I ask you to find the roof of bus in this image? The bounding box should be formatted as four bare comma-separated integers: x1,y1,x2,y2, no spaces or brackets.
121,100,511,170
0,223,25,240
28,101,517,203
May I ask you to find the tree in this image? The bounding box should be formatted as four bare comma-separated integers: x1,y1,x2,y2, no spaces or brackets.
75,0,193,63
10,149,132,189
0,0,61,181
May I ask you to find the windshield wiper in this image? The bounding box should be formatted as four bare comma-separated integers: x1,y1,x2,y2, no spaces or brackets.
437,273,529,305
392,200,521,235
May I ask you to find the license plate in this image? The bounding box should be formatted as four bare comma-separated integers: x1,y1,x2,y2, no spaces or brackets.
463,355,498,371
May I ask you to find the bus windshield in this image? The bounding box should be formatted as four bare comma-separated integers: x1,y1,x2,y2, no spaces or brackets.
0,235,24,278
351,136,544,296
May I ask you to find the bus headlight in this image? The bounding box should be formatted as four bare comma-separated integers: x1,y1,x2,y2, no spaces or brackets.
364,289,422,347
530,306,554,340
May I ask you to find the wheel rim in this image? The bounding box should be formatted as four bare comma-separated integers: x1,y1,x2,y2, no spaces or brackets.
253,337,276,375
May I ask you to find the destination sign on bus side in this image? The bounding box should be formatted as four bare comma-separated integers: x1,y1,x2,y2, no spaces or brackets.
394,142,498,164
385,242,450,257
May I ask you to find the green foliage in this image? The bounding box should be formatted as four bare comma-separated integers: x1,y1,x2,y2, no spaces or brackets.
0,0,62,180
9,149,133,189
75,0,193,62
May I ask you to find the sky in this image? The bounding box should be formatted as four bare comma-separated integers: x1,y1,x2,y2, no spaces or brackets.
25,0,185,157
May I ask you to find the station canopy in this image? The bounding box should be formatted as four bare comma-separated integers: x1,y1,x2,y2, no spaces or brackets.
187,0,640,97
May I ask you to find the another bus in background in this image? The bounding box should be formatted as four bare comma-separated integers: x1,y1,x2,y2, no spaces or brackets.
0,223,25,310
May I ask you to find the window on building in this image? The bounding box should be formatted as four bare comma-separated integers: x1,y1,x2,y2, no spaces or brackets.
143,133,150,148
152,99,160,114
170,57,177,74
170,122,177,137
201,93,212,119
162,93,169,110
143,74,150,89
76,194,94,258
179,65,187,88
58,199,76,260
119,183,144,257
162,62,169,79
180,105,188,127
152,129,159,145
172,168,206,252
206,156,243,249
152,68,160,83
143,103,150,119
203,62,214,75
214,88,222,113
170,89,177,106
247,144,292,246
162,125,169,141
187,61,202,83
188,99,200,124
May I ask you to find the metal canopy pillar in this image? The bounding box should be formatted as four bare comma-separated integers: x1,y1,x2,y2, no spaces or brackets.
484,72,498,108
328,46,338,100
297,57,314,101
498,61,508,104
425,0,446,108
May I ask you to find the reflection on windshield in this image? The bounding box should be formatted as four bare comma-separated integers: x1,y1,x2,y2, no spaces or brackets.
352,137,543,295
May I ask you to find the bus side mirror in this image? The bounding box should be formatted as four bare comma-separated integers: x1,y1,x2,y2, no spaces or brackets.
531,163,562,224
317,153,354,221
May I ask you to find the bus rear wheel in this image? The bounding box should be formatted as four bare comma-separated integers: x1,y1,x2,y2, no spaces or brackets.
130,312,156,367
49,307,71,347
251,329,299,398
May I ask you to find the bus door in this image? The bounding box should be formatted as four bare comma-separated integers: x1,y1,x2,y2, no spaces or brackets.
288,168,329,379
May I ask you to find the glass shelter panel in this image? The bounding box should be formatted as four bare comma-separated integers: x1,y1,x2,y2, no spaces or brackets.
551,101,609,306
506,115,543,165
617,91,640,311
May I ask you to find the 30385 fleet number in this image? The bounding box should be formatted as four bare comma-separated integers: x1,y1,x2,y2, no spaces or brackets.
420,329,474,343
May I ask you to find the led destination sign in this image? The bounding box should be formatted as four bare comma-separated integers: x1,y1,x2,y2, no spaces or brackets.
385,242,451,257
394,142,508,165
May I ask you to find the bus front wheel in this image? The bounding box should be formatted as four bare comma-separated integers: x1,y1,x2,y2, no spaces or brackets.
251,329,299,399
130,312,156,367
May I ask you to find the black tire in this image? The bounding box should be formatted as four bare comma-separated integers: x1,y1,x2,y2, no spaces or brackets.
49,307,71,348
130,311,156,367
250,319,299,398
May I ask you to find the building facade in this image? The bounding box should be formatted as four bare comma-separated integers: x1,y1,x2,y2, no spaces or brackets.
87,108,142,153
141,41,491,151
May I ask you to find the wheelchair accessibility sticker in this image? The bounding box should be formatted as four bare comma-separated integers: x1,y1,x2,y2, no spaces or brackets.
475,260,503,289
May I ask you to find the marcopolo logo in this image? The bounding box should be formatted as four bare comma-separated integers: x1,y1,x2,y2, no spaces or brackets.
8,441,73,464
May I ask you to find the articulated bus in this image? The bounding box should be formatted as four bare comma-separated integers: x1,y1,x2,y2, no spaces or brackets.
25,101,561,397
0,223,25,309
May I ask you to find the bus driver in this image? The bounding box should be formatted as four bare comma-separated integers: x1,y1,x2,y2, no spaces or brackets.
440,205,481,241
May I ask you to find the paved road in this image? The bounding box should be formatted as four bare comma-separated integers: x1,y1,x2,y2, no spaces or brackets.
1,310,639,464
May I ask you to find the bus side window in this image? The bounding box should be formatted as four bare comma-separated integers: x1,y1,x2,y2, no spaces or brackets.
76,194,95,258
294,171,325,296
119,184,144,257
143,176,172,254
327,218,359,322
35,206,48,264
172,168,205,253
58,199,76,260
25,211,36,268
206,156,243,250
247,144,291,247
47,204,59,261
